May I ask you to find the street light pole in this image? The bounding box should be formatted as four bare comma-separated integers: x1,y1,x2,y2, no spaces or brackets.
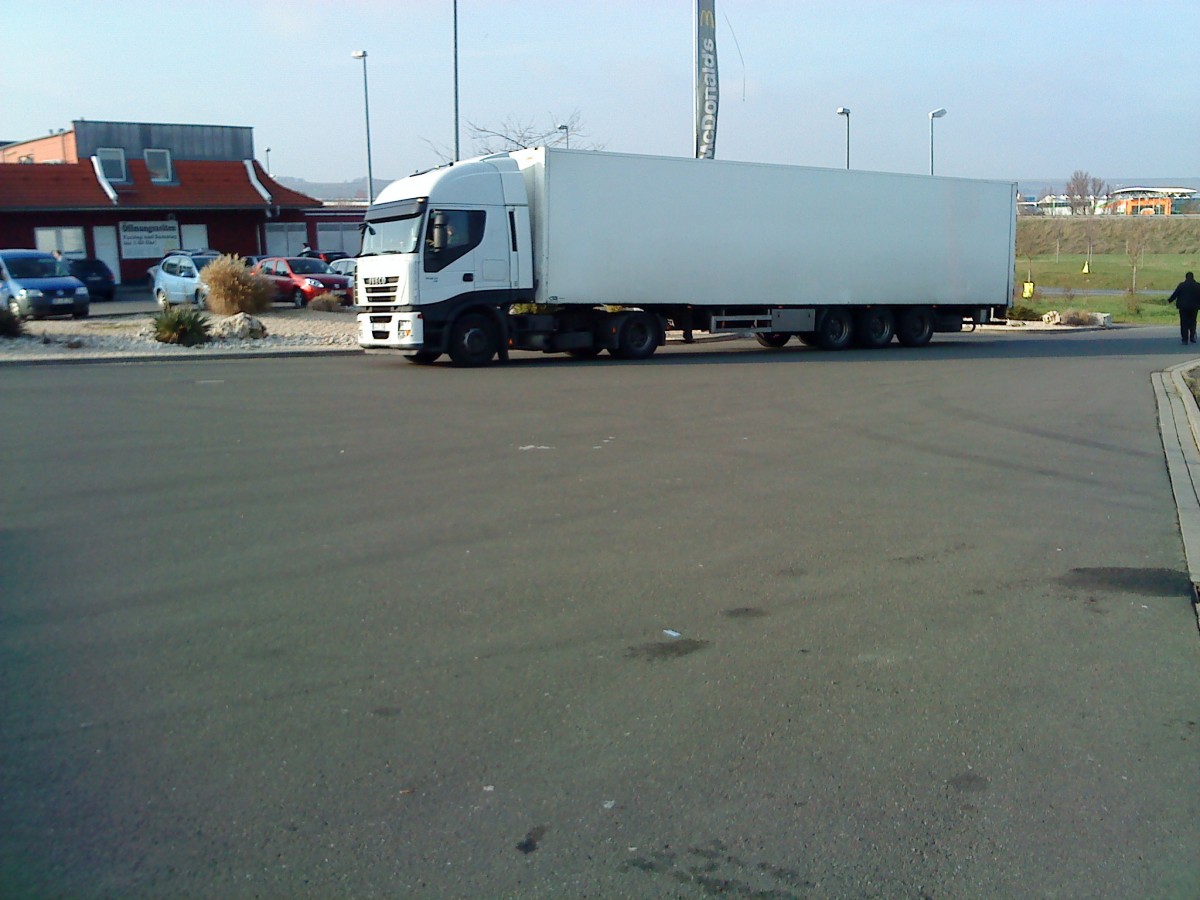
352,50,374,202
265,147,271,175
836,107,850,169
453,0,460,161
928,107,947,175
557,124,569,149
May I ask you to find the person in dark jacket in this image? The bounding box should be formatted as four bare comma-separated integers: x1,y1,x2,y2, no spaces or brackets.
1168,272,1200,344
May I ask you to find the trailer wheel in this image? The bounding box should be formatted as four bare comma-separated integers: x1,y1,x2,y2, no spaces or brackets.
815,309,854,350
612,311,661,360
447,312,499,367
854,308,895,349
405,350,441,365
755,332,791,349
896,306,934,347
797,332,818,347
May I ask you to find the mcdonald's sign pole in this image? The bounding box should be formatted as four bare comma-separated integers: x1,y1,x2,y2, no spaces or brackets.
694,0,719,159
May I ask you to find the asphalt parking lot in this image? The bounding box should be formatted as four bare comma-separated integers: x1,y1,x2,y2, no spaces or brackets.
2,327,1198,897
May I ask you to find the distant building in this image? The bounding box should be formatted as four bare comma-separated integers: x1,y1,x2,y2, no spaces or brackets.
1102,187,1197,216
1029,185,1198,217
0,120,360,284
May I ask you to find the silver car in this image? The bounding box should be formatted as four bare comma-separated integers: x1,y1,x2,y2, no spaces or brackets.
329,258,357,277
153,252,219,308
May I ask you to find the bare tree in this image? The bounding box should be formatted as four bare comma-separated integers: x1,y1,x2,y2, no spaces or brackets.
1064,170,1093,216
1089,176,1109,213
420,110,602,164
1125,222,1155,293
467,110,602,155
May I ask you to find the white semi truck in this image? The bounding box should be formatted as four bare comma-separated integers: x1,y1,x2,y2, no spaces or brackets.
355,148,1016,366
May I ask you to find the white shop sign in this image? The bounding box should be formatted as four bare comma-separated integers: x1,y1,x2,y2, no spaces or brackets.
119,221,181,259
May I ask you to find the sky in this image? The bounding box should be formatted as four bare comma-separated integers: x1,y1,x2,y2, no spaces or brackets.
3,0,1198,193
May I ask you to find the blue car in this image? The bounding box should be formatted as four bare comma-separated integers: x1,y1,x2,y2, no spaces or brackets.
1,249,90,319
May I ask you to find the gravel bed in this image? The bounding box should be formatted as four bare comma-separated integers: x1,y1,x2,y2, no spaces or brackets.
0,309,362,363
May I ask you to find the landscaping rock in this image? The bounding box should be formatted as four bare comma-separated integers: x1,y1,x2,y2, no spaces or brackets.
210,313,268,340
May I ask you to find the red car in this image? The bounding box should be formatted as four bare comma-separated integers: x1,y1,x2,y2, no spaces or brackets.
253,257,354,307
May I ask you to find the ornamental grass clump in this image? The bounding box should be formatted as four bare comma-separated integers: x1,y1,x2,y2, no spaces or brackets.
0,306,23,338
203,254,272,315
153,305,211,346
307,292,346,312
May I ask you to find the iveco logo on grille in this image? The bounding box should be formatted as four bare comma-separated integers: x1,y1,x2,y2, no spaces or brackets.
365,277,390,286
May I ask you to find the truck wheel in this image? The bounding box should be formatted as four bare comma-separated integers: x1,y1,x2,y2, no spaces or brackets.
755,332,791,348
797,332,818,347
448,312,499,366
896,306,934,347
612,311,661,360
815,309,854,350
854,308,895,348
405,351,441,365
567,347,602,359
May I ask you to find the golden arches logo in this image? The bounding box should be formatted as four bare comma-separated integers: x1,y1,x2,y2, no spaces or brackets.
698,9,716,28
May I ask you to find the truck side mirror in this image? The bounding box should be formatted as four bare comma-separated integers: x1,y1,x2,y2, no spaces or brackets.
430,213,447,251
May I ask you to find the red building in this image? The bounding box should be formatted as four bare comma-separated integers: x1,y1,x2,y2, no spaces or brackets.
0,120,351,284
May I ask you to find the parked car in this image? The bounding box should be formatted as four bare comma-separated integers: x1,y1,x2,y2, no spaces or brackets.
153,251,220,308
329,258,356,278
0,248,90,319
252,257,354,306
299,249,350,264
147,249,221,289
67,257,116,301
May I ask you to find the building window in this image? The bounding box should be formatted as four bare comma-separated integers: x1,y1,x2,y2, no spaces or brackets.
145,148,173,183
96,147,126,182
34,226,86,258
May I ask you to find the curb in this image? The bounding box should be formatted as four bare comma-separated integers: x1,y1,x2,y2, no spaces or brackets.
1154,360,1200,623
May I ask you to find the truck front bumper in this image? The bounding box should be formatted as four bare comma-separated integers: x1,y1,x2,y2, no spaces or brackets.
358,310,423,349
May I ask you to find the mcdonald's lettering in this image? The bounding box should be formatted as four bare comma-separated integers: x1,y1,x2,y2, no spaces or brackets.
699,9,716,28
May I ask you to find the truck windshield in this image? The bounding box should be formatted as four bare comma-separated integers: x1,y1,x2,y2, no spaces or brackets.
360,198,428,256
360,216,423,256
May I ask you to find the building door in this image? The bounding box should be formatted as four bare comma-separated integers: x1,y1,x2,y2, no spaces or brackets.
92,226,121,284
181,224,209,251
265,223,306,256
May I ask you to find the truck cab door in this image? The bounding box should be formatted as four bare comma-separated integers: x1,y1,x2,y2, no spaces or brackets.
422,208,508,304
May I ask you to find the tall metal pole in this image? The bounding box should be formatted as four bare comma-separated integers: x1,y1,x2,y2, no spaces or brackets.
353,51,374,202
928,107,946,176
836,108,850,169
453,0,460,161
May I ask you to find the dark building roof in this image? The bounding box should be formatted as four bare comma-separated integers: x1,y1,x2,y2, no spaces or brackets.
0,159,319,212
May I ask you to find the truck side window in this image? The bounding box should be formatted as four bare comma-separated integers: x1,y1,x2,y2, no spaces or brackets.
424,209,485,273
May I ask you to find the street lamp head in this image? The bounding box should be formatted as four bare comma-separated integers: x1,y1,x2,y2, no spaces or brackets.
836,107,850,116
929,107,947,119
351,49,367,60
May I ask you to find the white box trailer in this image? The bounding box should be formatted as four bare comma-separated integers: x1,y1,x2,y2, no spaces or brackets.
355,148,1016,366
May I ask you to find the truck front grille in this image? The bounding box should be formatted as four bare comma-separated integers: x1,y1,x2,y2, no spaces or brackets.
362,276,400,303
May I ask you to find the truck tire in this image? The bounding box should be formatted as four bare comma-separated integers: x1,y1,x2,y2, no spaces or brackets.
405,350,441,365
896,306,934,347
612,311,661,360
447,312,499,366
854,307,895,349
815,309,854,350
755,332,791,348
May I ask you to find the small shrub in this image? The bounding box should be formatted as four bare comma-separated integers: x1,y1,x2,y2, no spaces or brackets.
1007,304,1041,321
0,306,23,338
153,305,211,346
203,254,272,315
1058,308,1093,326
1125,292,1142,316
307,292,346,312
